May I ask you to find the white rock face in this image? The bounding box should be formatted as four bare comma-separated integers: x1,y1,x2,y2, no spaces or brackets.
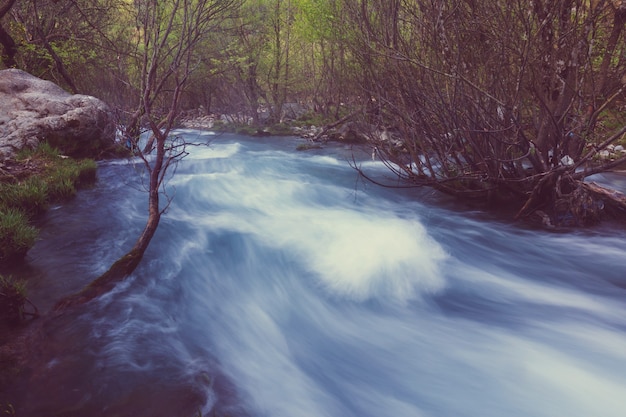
0,69,115,165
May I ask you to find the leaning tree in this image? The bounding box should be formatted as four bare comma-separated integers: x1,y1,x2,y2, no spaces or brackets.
345,0,626,226
56,0,243,309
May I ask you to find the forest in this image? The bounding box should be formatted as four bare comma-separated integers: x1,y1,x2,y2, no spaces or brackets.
1,0,626,225
2,2,626,415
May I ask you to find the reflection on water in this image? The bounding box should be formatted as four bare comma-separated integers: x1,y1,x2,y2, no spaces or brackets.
6,132,626,417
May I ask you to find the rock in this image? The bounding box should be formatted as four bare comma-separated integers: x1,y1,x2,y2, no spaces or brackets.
0,69,115,165
280,102,309,122
180,114,215,129
560,155,574,166
328,121,367,144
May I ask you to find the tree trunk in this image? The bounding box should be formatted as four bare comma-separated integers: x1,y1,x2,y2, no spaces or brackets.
0,0,17,67
0,23,16,67
54,138,165,312
596,4,626,96
32,0,78,93
53,200,161,312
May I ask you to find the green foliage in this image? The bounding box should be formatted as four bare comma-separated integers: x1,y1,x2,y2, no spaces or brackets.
0,210,37,265
0,178,49,218
236,125,259,136
267,123,294,136
76,159,98,185
5,143,98,213
296,142,322,151
31,142,96,184
46,175,76,200
0,274,28,324
596,108,626,136
0,142,97,265
30,140,58,158
294,0,339,41
45,158,97,200
296,112,330,127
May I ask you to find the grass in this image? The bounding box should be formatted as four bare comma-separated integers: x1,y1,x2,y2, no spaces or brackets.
0,274,28,324
0,209,38,264
0,179,48,218
296,142,323,151
0,142,97,267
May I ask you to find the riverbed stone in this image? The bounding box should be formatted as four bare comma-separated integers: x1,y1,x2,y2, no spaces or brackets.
0,69,116,165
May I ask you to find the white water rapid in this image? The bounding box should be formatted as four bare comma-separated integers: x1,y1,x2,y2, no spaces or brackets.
8,131,626,417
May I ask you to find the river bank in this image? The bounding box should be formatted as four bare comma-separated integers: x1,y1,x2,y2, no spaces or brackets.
0,143,128,401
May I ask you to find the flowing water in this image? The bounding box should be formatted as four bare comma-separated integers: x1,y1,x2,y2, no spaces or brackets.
5,131,626,417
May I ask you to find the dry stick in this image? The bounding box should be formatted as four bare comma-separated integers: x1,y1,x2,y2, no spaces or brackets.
23,297,39,318
514,167,568,219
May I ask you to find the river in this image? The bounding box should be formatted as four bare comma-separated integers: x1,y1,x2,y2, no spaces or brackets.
5,131,626,416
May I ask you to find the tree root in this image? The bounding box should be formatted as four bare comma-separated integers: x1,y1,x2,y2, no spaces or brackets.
516,171,625,227
581,181,626,218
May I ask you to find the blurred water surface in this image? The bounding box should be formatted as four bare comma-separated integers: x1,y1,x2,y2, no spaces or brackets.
10,131,626,417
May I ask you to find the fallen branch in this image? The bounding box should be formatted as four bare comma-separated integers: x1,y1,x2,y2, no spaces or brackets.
581,181,626,214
